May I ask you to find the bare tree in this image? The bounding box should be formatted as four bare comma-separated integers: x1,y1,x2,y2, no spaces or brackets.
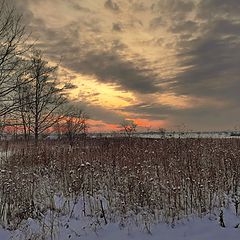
120,120,137,137
158,127,166,138
0,0,31,117
0,115,7,137
17,50,66,143
60,105,88,146
15,72,32,139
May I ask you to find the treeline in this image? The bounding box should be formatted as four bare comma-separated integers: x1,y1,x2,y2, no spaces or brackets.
0,1,87,144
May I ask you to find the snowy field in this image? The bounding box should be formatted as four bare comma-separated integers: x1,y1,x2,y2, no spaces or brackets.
0,196,240,240
0,138,240,239
91,131,240,139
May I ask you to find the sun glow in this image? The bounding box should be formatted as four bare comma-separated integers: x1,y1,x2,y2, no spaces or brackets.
68,74,137,109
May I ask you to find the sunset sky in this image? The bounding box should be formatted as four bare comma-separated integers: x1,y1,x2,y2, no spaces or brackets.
14,0,240,131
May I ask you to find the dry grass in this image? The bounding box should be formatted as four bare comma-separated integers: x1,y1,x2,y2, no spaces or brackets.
0,137,240,231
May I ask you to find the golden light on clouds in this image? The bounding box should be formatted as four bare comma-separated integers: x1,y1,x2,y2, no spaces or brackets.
158,93,192,109
69,74,137,109
17,0,240,131
59,0,189,130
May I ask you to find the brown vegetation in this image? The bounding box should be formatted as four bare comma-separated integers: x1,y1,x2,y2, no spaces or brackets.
0,137,239,231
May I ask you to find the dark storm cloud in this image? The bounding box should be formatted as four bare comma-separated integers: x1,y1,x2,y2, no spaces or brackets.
49,37,161,94
72,51,162,94
211,19,240,36
197,0,240,19
169,1,240,104
147,0,197,32
143,0,240,129
173,36,240,96
170,105,240,131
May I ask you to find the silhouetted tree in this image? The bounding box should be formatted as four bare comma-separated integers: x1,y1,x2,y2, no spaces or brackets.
19,51,66,143
120,120,137,137
61,105,87,146
0,0,31,117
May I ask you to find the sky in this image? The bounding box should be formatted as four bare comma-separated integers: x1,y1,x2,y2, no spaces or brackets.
13,0,240,132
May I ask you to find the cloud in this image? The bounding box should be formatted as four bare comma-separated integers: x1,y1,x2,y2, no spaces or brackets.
197,0,240,19
130,1,149,12
64,83,78,90
14,0,163,95
104,0,120,12
120,100,239,130
112,22,123,32
12,0,240,130
30,26,162,94
149,17,164,30
169,2,240,105
170,20,198,33
74,51,162,94
120,102,170,120
67,0,92,12
73,101,125,125
151,0,194,20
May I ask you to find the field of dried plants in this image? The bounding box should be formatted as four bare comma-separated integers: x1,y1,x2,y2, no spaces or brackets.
0,137,240,239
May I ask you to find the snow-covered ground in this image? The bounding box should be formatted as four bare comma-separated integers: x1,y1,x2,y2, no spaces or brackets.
0,140,239,240
136,131,240,139
90,131,240,139
0,196,239,240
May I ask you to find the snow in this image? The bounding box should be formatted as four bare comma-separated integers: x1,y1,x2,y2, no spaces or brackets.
54,207,240,240
136,132,240,139
89,131,240,139
0,197,239,240
0,228,10,240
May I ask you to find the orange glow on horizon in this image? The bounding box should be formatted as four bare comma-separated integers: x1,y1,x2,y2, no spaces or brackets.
128,118,167,129
87,119,119,132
